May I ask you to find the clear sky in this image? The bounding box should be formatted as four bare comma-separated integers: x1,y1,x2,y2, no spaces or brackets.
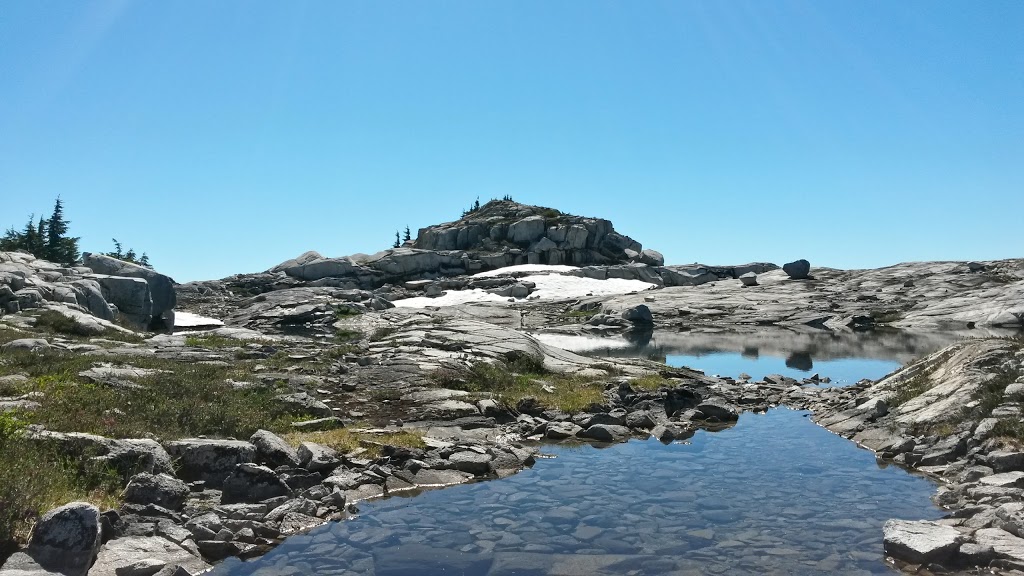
2,1,1021,282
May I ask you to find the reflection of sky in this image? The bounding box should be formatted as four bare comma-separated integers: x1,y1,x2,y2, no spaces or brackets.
209,408,941,576
666,352,900,385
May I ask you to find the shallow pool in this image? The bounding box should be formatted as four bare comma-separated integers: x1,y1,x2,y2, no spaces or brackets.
211,408,942,576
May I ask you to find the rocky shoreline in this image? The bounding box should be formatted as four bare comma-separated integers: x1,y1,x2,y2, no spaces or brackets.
2,201,1023,575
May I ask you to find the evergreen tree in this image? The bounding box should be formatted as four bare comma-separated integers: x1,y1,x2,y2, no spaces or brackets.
22,215,40,255
36,216,46,250
109,239,125,259
393,231,401,249
474,197,480,211
139,253,150,267
44,198,79,265
402,226,411,243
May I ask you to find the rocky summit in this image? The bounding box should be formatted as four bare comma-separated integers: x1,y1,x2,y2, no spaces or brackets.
1,201,1023,576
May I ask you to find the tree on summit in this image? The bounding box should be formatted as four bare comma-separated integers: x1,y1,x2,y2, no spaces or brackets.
0,198,80,266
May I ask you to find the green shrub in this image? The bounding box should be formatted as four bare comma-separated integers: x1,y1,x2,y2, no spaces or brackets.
0,415,120,552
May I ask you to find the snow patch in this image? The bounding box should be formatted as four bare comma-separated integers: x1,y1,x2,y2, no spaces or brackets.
533,333,632,353
473,264,578,277
393,273,655,309
174,311,224,328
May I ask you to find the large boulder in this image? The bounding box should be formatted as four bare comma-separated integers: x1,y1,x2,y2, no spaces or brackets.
883,519,962,564
86,535,210,576
220,463,292,504
163,439,257,486
621,304,654,325
122,473,190,510
88,275,152,328
507,216,547,245
82,253,176,330
782,259,811,280
250,429,301,468
23,502,102,576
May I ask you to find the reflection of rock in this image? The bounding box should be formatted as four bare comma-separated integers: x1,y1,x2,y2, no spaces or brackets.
741,347,759,360
785,352,813,372
623,326,653,347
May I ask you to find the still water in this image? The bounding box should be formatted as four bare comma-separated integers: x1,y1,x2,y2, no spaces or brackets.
212,408,942,576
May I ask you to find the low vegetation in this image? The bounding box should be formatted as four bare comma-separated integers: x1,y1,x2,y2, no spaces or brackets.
0,350,297,440
430,353,606,413
284,427,425,459
30,310,143,343
184,334,251,348
0,415,122,556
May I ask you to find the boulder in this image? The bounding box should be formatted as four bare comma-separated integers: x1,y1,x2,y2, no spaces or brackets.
273,392,332,418
83,253,176,330
26,502,102,576
220,463,292,504
782,259,811,280
639,249,664,267
544,421,582,440
695,398,739,422
739,272,758,287
249,429,301,468
86,535,210,576
163,439,257,486
577,424,631,443
89,275,152,328
882,519,962,564
122,473,190,510
620,305,654,325
0,338,50,352
297,442,340,473
507,216,546,245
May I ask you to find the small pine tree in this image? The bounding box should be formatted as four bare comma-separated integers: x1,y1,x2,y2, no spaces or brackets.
124,248,137,262
403,226,411,243
139,253,150,267
109,239,125,259
22,215,40,255
474,197,480,211
44,198,79,265
393,231,401,249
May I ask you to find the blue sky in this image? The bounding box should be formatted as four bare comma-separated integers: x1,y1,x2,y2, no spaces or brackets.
2,1,1021,282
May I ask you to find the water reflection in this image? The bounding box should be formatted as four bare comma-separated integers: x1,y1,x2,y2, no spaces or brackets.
536,327,1005,384
211,408,942,576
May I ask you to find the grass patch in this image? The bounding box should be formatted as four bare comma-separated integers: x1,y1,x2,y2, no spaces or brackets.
284,428,425,459
184,334,249,348
0,414,121,553
0,350,296,439
30,310,143,343
630,374,671,390
334,329,363,342
334,306,363,319
560,309,598,323
370,326,398,342
327,344,361,358
430,353,606,414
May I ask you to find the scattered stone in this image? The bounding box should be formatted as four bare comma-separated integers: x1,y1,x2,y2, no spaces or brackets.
882,519,962,564
220,463,293,504
122,473,190,511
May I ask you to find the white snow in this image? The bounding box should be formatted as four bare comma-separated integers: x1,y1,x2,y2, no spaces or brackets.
472,264,578,277
392,271,655,309
533,333,632,353
518,273,654,300
174,311,225,328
